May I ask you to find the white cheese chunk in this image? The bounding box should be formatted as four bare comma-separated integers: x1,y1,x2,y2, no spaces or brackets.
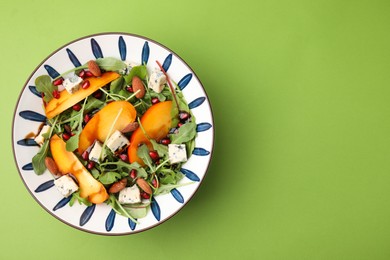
34,125,51,146
148,69,167,93
54,175,79,198
89,140,105,163
118,185,141,204
106,130,129,154
168,144,187,164
63,75,82,94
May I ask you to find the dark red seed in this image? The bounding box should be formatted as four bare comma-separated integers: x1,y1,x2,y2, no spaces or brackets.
177,122,183,127
161,138,171,145
72,103,82,111
53,90,60,99
126,86,134,92
53,78,63,86
79,70,86,78
87,161,95,170
141,192,150,199
84,114,91,123
149,151,159,161
62,133,70,141
130,169,137,179
63,124,72,134
152,178,159,188
82,80,90,89
81,151,89,161
85,71,94,77
179,111,190,121
151,97,160,105
119,154,128,162
93,90,102,99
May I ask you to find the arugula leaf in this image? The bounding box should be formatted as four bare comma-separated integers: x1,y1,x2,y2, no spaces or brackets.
69,191,92,206
84,96,105,112
107,195,138,222
137,144,155,171
95,57,126,71
122,203,150,219
154,182,194,195
186,138,196,157
32,139,50,175
124,65,148,84
65,132,80,152
171,121,197,144
98,171,122,185
110,76,125,94
35,75,57,102
150,139,168,158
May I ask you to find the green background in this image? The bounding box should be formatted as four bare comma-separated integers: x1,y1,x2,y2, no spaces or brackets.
1,0,390,259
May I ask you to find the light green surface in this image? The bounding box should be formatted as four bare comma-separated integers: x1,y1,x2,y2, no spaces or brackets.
1,0,390,259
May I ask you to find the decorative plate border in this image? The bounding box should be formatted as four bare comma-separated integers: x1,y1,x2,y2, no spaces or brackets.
12,32,214,235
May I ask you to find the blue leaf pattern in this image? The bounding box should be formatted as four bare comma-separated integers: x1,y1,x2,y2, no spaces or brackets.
141,41,149,65
80,204,96,226
44,65,60,79
180,168,200,182
151,198,161,221
178,73,192,90
17,139,39,146
188,97,206,109
118,36,126,61
162,54,172,72
29,86,41,98
66,48,82,67
193,147,210,156
53,197,71,211
105,209,116,231
171,188,184,204
34,180,54,192
22,163,33,171
128,218,137,231
19,110,46,122
196,122,212,132
91,38,103,59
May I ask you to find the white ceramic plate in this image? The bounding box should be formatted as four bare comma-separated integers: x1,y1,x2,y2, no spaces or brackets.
12,33,214,235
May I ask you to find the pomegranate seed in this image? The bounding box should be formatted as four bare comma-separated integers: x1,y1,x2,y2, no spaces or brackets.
130,169,137,179
179,111,190,121
72,103,82,111
151,97,160,105
141,192,150,199
126,86,134,92
82,80,90,89
81,151,89,161
149,151,159,161
53,90,60,99
62,133,70,141
152,178,159,188
93,90,102,99
177,122,183,127
119,154,128,162
161,138,171,145
84,114,91,123
63,124,72,134
85,71,94,77
53,78,63,86
79,70,86,78
87,161,95,170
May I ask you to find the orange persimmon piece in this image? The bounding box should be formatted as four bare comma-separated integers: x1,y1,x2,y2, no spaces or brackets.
45,72,120,119
129,101,173,165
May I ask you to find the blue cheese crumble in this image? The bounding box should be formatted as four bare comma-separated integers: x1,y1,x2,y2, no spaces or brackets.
168,144,187,164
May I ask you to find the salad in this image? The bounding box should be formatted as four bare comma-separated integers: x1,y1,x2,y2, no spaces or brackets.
32,57,196,222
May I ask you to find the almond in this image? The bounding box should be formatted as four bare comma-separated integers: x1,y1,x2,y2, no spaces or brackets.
45,157,59,175
109,178,127,194
87,60,102,77
121,122,139,133
136,178,152,195
132,76,145,98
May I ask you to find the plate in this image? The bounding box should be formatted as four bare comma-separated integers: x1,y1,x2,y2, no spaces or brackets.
12,33,214,235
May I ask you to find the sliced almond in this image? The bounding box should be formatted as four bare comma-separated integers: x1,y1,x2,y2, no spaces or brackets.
87,60,102,77
136,178,152,195
121,122,139,133
45,157,59,175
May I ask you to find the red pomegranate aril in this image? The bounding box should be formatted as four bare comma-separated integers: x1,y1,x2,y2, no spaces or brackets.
177,122,183,127
151,97,160,105
119,154,128,162
53,78,63,86
53,90,60,99
84,114,91,123
130,169,137,179
85,71,94,77
149,151,159,161
82,80,90,89
141,192,150,199
72,103,82,111
87,161,95,170
179,111,190,121
161,138,171,145
93,90,102,99
152,178,159,188
81,150,89,161
126,86,134,92
62,133,71,141
79,70,86,78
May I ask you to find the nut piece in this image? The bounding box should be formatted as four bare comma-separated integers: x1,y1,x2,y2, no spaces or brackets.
136,178,152,195
132,76,145,98
109,178,128,194
87,60,102,77
121,122,139,133
45,157,59,175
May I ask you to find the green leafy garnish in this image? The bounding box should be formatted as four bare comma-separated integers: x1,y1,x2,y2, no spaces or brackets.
35,75,57,102
137,144,155,172
171,121,196,144
98,171,122,185
69,191,92,206
124,65,148,84
95,57,126,71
